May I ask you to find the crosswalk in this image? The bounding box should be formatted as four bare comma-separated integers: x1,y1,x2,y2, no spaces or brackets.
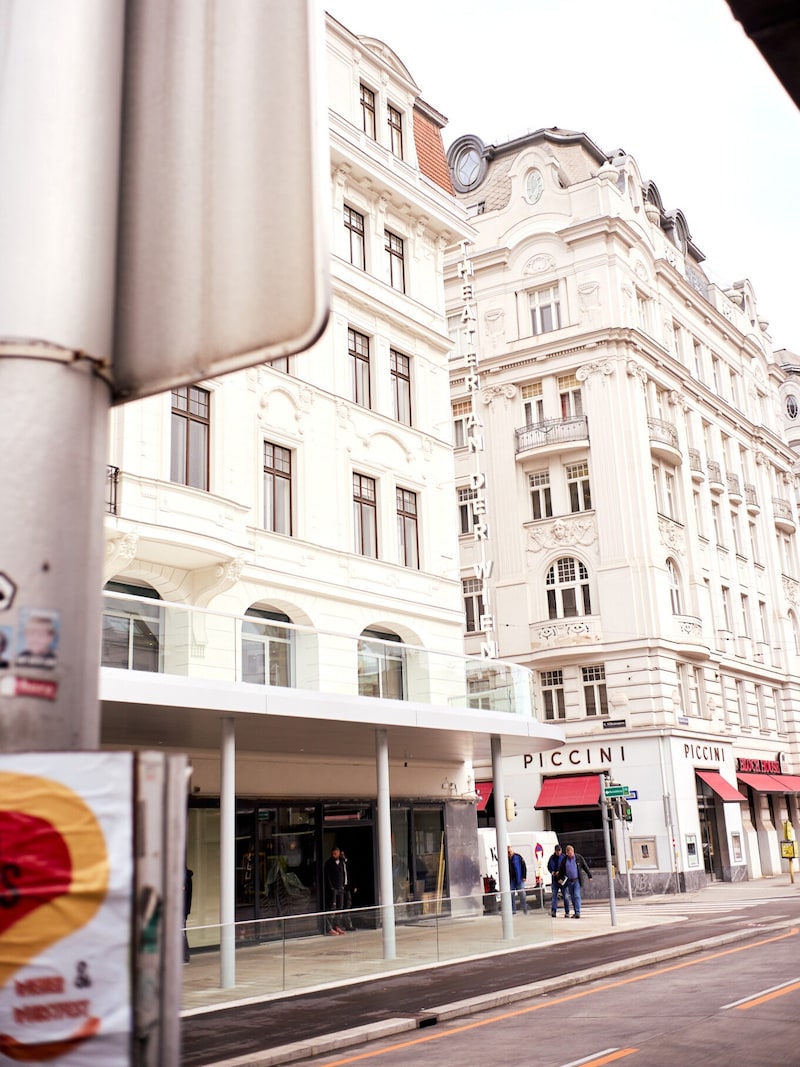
596,895,796,918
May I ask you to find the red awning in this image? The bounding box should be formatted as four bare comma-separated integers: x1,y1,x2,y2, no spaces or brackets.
475,781,493,811
737,772,787,792
696,770,746,802
535,774,602,809
772,774,800,792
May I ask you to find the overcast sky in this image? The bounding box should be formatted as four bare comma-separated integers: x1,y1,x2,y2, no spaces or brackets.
327,0,800,354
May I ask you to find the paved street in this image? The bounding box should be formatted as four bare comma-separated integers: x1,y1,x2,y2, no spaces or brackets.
180,878,800,1066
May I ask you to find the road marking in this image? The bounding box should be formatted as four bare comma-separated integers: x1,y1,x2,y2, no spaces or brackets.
721,976,800,1010
562,1049,639,1066
315,927,798,1066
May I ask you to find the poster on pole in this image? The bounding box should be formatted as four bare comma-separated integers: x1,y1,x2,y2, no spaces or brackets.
0,752,133,1065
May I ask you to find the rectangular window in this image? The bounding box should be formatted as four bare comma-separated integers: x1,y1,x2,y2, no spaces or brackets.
773,688,786,732
171,385,209,490
529,285,561,336
390,349,412,425
452,399,472,448
349,327,371,407
755,684,771,730
566,461,591,512
582,665,608,716
263,441,292,535
529,471,553,520
541,669,566,721
458,486,478,535
360,83,376,139
736,679,749,728
396,487,419,569
711,501,723,546
740,594,751,638
521,382,544,424
463,577,485,633
344,204,365,270
353,473,377,557
241,611,292,687
385,229,405,292
558,374,584,419
636,291,649,333
721,585,733,631
388,104,403,157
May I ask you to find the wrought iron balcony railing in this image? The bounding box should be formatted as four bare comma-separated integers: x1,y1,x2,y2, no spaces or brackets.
514,415,589,453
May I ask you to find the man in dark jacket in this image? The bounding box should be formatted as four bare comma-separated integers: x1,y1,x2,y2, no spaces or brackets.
558,844,592,918
324,846,347,935
507,845,528,914
547,844,568,917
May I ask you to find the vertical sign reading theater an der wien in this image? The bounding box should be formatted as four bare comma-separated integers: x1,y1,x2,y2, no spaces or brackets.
0,752,133,1065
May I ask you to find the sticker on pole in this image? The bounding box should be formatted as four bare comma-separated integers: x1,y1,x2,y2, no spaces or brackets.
0,752,133,1065
0,574,16,612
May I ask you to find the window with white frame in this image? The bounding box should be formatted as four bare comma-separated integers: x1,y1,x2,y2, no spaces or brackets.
711,500,724,546
672,323,684,363
263,441,292,535
721,585,733,632
353,472,378,557
678,662,706,718
102,580,161,672
558,374,584,419
740,593,751,639
385,229,405,292
452,399,472,448
458,486,478,535
541,669,566,720
731,509,743,556
636,290,650,333
344,204,366,270
521,382,544,425
582,665,608,716
171,385,210,490
773,687,786,732
566,461,591,512
387,104,403,157
358,628,404,699
463,577,485,633
736,678,750,727
693,339,704,381
749,520,760,564
396,487,419,569
529,471,552,520
791,610,800,655
529,285,561,336
360,83,376,139
546,557,591,619
349,327,371,407
755,684,771,730
241,608,293,687
390,349,412,425
667,558,682,614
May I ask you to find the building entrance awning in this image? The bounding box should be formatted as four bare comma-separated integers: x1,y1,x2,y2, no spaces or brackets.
737,772,788,792
534,774,602,809
696,769,746,802
475,781,493,811
765,774,800,793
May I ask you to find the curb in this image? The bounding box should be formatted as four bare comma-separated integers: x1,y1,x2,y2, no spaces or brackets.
203,920,793,1067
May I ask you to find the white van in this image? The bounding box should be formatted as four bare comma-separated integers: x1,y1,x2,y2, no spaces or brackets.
478,828,560,909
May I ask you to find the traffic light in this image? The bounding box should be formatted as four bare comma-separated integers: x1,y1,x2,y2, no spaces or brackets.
622,803,633,822
504,796,517,821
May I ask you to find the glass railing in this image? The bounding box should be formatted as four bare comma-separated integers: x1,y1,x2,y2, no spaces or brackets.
182,894,553,1009
101,593,538,718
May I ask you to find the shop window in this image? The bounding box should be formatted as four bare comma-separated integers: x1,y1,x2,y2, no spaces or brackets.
241,607,293,686
101,580,161,672
358,628,405,699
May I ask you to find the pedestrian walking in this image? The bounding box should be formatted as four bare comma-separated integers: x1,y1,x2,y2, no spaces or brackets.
507,844,528,914
547,843,568,917
324,846,347,935
558,844,592,918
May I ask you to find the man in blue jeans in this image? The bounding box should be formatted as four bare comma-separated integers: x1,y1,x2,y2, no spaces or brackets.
558,844,592,918
507,845,528,914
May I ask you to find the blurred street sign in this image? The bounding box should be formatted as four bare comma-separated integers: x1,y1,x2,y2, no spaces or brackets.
604,785,629,798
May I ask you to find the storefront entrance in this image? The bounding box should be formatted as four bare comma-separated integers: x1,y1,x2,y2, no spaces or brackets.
696,784,722,880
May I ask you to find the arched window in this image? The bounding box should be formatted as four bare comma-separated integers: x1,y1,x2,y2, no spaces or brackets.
241,607,293,687
546,557,591,619
358,628,405,699
102,579,161,672
667,558,682,614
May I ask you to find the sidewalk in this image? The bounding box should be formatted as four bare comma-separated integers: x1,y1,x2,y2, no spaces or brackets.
181,876,799,1016
181,877,800,1067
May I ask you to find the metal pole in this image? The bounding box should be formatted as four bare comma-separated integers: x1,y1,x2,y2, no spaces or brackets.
491,736,514,939
601,784,617,927
220,717,236,987
0,0,124,750
375,728,396,959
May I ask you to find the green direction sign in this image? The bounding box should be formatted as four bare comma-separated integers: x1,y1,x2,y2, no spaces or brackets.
604,785,630,797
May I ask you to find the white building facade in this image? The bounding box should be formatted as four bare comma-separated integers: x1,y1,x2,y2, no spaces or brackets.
101,20,561,947
446,129,800,892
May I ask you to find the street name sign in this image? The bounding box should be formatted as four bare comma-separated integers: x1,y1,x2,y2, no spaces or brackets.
604,785,630,798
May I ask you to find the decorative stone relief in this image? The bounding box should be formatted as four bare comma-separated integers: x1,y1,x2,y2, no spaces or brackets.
534,621,598,645
754,448,768,467
527,516,598,553
483,308,505,341
783,576,800,607
576,360,614,384
482,383,516,406
658,517,685,555
633,260,649,282
577,280,601,324
668,389,689,412
522,253,556,275
626,359,648,386
104,529,140,581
